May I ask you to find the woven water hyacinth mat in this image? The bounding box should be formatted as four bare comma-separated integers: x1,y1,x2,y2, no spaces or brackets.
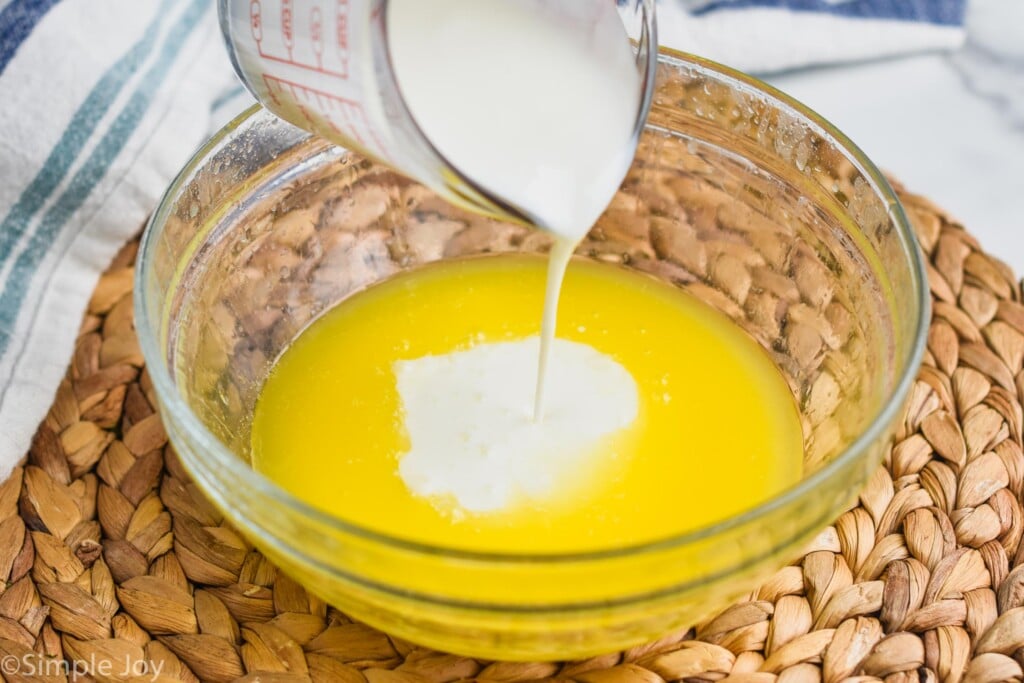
5,183,1024,682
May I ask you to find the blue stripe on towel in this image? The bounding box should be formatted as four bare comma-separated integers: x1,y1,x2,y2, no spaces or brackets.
0,0,174,276
686,0,966,26
0,0,61,77
0,0,207,355
211,83,246,112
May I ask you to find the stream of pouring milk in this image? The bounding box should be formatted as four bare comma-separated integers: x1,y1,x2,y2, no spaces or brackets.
388,0,642,414
386,0,645,511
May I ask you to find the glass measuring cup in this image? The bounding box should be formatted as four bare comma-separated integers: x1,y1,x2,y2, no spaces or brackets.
218,0,657,229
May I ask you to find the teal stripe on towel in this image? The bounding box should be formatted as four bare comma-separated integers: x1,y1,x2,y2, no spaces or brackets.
211,83,246,112
0,0,175,275
0,0,208,355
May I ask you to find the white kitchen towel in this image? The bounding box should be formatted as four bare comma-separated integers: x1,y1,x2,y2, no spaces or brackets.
657,0,967,74
0,0,240,474
0,0,967,479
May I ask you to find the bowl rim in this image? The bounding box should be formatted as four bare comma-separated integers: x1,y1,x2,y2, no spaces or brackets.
136,47,931,564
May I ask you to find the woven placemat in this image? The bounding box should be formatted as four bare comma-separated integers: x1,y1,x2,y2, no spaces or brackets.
4,184,1024,683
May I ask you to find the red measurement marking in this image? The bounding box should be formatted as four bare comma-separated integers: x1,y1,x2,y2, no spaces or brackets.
261,74,387,154
335,0,350,75
310,5,324,66
261,74,283,108
281,0,294,54
252,0,347,78
255,52,348,78
250,0,262,41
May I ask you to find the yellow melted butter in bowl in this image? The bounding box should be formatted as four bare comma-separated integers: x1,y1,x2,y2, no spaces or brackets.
251,254,804,554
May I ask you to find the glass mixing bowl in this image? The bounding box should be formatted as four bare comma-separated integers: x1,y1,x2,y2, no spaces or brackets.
136,50,928,660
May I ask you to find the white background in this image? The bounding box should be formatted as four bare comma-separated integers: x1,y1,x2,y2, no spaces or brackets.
770,0,1024,274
